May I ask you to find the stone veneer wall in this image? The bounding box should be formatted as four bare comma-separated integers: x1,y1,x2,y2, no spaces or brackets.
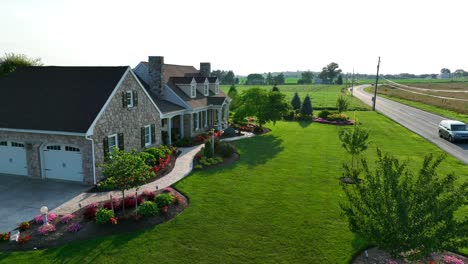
0,131,93,184
92,71,162,181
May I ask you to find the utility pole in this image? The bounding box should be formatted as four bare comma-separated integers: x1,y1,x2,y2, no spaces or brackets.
372,57,381,111
351,68,354,96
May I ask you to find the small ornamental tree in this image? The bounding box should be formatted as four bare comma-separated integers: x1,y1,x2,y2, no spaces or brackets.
336,95,350,113
271,85,280,92
341,150,468,260
100,148,154,213
291,92,301,112
300,94,313,117
338,124,369,180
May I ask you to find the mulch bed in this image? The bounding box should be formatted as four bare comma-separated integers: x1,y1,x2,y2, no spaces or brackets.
0,188,187,252
194,153,240,171
352,247,468,264
314,117,355,125
87,154,178,193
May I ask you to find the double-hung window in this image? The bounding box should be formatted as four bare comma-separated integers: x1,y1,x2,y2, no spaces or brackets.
190,84,196,98
204,84,209,96
144,125,152,146
126,91,134,107
108,134,118,153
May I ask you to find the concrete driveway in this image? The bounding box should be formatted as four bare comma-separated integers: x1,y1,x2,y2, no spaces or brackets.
0,174,88,232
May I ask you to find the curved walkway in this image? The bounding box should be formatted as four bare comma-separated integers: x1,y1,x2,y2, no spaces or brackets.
53,132,255,215
53,145,203,215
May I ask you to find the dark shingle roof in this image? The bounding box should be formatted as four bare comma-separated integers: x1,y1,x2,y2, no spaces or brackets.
166,80,227,109
0,66,128,133
134,75,186,113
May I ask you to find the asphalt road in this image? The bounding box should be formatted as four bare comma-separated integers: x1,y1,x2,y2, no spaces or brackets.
352,85,468,164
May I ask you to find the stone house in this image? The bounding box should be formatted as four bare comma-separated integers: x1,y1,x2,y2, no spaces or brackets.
0,57,229,185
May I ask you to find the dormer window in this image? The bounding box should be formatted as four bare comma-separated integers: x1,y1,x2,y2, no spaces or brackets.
204,84,209,96
190,84,196,98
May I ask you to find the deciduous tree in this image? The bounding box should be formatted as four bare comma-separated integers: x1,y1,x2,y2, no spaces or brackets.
319,62,342,84
341,150,468,260
0,53,43,76
300,71,313,84
100,148,154,212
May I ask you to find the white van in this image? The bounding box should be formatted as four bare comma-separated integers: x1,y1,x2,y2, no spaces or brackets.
438,120,468,142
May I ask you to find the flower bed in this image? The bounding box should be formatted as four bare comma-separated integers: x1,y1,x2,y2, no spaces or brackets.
314,117,354,125
0,188,188,251
90,146,177,193
352,247,467,264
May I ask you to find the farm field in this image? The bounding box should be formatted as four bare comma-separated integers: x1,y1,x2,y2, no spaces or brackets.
221,84,370,111
1,113,466,263
366,83,468,122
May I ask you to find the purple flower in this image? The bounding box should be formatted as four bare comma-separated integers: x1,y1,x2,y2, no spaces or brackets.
60,214,75,224
67,223,82,233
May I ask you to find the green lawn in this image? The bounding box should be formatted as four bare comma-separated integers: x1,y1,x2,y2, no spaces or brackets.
222,84,370,111
2,112,466,263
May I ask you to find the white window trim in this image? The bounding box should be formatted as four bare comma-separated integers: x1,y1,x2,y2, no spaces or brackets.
190,84,196,98
144,125,152,146
108,134,118,152
215,84,219,94
126,90,134,108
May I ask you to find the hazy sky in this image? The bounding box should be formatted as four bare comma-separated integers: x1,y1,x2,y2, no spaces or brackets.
1,0,467,75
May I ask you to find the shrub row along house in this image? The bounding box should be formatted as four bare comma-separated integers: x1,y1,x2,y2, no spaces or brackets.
0,56,230,185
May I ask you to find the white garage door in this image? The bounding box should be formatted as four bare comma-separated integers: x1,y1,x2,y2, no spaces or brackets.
43,144,83,182
0,141,28,176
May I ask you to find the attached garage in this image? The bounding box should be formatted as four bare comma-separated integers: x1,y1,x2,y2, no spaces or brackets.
42,144,83,182
0,141,28,176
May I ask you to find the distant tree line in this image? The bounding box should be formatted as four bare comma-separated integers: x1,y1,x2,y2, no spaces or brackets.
211,70,239,85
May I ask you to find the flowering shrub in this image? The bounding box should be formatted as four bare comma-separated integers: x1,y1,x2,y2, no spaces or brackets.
160,205,169,214
444,255,464,264
103,198,121,211
109,217,118,225
137,201,158,216
18,221,31,231
123,195,143,209
162,187,174,193
37,224,56,236
172,194,183,205
324,113,349,122
139,190,155,200
34,213,58,224
67,223,82,233
60,214,75,224
151,155,171,173
17,234,31,244
1,232,10,241
96,208,115,225
155,193,174,208
84,202,99,219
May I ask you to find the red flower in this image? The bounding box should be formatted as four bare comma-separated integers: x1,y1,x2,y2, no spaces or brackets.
160,205,169,214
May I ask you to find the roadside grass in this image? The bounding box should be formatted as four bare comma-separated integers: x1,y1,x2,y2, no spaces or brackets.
1,112,466,263
364,86,468,123
221,84,370,111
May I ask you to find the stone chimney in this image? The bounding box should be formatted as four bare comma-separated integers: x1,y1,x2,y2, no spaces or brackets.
148,56,165,97
199,62,211,77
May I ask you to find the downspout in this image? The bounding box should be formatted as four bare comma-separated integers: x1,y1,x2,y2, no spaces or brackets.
85,135,97,185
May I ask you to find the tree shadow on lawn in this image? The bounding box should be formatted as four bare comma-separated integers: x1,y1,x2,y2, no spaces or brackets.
235,134,284,168
42,229,147,263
